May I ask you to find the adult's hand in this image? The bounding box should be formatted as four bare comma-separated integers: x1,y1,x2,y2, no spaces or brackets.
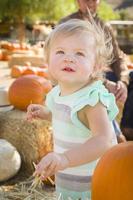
105,80,116,94
105,80,127,103
115,81,127,103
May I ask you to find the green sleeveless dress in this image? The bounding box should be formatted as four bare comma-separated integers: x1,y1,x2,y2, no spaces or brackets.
46,80,118,200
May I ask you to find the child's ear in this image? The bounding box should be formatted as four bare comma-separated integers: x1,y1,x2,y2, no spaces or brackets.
94,64,99,72
44,62,58,86
91,64,103,79
94,63,103,72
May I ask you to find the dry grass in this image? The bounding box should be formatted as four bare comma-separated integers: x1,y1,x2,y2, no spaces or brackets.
0,166,56,200
32,162,55,186
0,175,90,200
0,176,56,200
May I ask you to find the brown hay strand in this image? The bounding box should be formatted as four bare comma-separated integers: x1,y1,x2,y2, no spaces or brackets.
32,162,55,186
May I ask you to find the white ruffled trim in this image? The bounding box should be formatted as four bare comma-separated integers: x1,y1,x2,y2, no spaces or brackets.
71,86,119,130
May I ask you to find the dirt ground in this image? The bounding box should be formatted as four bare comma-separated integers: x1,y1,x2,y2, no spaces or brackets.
0,61,56,199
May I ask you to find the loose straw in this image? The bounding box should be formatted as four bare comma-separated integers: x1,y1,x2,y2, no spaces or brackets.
32,162,55,186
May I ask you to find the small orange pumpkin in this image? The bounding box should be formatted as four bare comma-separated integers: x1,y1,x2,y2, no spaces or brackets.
127,63,133,69
2,51,10,61
8,75,52,110
92,142,133,200
37,68,49,79
0,50,2,60
1,42,13,51
22,67,37,76
11,65,26,78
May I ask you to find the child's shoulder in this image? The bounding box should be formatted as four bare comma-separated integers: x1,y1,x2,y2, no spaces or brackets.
78,80,107,97
87,80,105,89
72,80,119,121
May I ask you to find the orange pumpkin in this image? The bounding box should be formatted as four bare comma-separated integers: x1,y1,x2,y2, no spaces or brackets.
11,43,20,50
0,50,2,60
37,68,49,79
2,51,10,61
127,63,133,69
11,65,26,78
31,75,52,93
22,67,37,76
92,142,133,200
8,75,52,110
1,42,13,51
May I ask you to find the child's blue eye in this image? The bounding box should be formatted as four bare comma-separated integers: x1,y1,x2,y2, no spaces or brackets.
76,52,85,56
56,50,64,54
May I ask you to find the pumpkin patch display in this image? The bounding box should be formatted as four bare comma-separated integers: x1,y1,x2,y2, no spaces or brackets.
10,65,50,79
92,142,133,200
1,41,30,51
0,41,13,51
8,75,52,110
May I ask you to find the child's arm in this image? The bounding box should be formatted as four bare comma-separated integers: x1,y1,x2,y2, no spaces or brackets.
34,103,115,179
64,102,115,167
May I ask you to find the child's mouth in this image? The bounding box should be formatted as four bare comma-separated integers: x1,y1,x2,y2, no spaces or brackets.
63,67,75,72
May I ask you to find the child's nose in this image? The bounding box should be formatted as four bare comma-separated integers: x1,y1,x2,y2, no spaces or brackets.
64,54,75,63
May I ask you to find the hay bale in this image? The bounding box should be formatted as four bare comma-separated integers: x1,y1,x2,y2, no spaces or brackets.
0,109,53,175
8,54,45,68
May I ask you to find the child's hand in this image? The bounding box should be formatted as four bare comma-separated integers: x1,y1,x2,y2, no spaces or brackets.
26,104,46,121
34,152,69,180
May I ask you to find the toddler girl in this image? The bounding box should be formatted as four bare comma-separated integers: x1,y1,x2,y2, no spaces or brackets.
27,19,118,200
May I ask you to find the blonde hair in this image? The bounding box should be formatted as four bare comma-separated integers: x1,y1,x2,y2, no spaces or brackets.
44,18,113,81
